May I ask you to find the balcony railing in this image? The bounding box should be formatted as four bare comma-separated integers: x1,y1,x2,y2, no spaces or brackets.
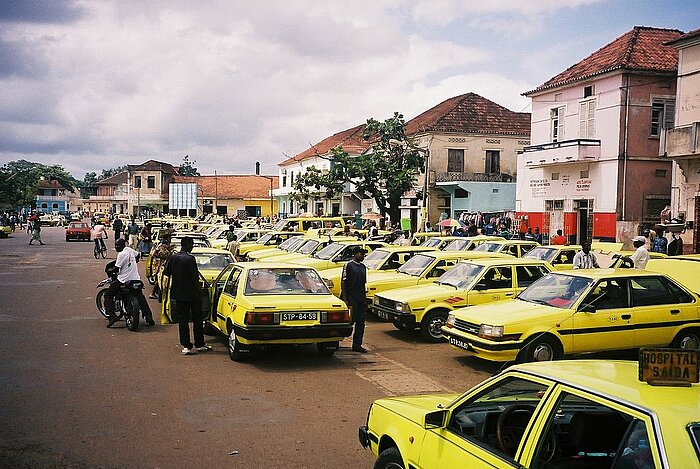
522,138,601,167
662,122,699,158
435,172,515,183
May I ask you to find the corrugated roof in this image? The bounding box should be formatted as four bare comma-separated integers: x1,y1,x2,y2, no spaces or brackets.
405,93,530,136
173,175,279,199
525,26,683,96
279,124,369,166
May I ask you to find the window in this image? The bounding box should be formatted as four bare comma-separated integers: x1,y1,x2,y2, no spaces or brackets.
455,188,469,199
583,279,629,310
655,169,667,177
579,99,596,138
52,203,58,210
477,267,512,289
550,106,565,142
245,205,261,217
583,85,594,98
447,149,464,172
134,176,141,188
580,170,589,178
630,277,683,307
492,188,499,194
485,151,500,174
290,171,294,185
552,172,559,180
223,268,241,297
147,176,155,189
651,99,675,137
447,377,549,460
516,265,548,288
282,175,287,187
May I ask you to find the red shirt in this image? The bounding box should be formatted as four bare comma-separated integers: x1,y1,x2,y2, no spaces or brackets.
551,235,567,245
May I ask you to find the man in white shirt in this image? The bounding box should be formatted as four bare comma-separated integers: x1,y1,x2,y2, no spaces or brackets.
573,241,599,269
627,235,650,269
105,238,154,327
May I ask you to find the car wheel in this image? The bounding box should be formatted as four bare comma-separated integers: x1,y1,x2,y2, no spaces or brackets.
518,336,562,363
228,327,246,361
124,296,139,332
374,447,404,469
317,341,339,357
419,310,448,343
672,329,700,351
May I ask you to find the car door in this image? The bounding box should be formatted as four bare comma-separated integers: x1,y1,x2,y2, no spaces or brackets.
552,249,577,270
469,266,516,304
213,266,242,329
514,265,549,294
629,275,695,348
571,279,635,354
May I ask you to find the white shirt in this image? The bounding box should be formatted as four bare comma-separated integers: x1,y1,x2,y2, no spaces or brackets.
573,251,599,269
629,245,650,269
116,247,141,283
92,224,106,239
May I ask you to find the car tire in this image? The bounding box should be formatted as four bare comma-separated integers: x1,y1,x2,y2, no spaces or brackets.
672,328,700,351
374,447,404,469
420,310,448,343
517,336,562,363
228,327,246,362
317,341,339,357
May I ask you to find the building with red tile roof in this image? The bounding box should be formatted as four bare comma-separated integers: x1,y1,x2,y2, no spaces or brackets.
518,26,683,246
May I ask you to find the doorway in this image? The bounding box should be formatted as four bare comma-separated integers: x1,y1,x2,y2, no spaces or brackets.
574,199,593,244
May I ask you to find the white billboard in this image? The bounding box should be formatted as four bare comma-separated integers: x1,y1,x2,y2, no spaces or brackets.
169,183,198,210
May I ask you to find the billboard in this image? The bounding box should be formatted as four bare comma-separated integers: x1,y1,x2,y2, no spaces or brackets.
169,183,198,210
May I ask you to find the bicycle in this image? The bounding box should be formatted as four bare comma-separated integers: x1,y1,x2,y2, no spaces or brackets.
93,238,107,259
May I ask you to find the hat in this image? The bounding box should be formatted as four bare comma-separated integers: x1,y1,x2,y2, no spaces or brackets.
632,235,646,243
351,246,368,255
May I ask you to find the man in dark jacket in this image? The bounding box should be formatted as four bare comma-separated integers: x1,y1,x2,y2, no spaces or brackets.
112,217,124,242
163,236,211,355
340,246,369,353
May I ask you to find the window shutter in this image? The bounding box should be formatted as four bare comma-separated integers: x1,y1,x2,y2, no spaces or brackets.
664,101,675,129
587,100,596,138
579,102,587,137
557,107,565,141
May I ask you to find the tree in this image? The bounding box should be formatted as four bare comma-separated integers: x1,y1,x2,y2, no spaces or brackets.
179,154,200,176
0,160,79,209
291,112,425,224
99,166,127,181
78,172,98,198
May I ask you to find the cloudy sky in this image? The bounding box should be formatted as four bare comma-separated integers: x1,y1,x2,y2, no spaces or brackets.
1,0,698,179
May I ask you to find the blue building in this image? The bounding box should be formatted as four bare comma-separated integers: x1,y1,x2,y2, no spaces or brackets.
35,179,73,214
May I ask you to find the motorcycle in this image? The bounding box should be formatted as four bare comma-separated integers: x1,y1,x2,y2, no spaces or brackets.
95,262,144,331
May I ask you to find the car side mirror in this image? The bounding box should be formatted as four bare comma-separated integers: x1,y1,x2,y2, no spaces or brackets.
424,409,448,429
474,283,488,291
578,303,596,313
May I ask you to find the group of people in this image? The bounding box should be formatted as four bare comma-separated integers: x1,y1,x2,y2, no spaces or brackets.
573,235,652,270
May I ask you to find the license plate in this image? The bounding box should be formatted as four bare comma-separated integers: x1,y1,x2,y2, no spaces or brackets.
377,310,390,320
449,336,472,351
282,312,318,321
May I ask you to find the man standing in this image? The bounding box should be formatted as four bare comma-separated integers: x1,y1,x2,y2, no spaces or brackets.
106,238,154,328
112,216,123,243
627,235,650,269
572,241,599,269
340,246,369,353
226,234,240,261
128,218,140,249
550,229,567,245
162,236,211,355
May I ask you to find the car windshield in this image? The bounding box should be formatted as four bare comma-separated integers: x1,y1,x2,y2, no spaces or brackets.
421,238,443,248
523,247,556,262
298,239,321,255
436,262,485,288
245,268,330,295
517,273,593,308
444,239,471,251
363,249,390,270
313,242,345,260
397,254,434,277
474,242,502,253
279,237,302,251
272,219,287,231
256,233,274,244
193,252,234,269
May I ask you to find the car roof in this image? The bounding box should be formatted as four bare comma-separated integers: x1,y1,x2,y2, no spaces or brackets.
550,268,675,280
240,262,319,270
191,247,232,255
459,257,550,267
414,250,493,260
511,360,699,418
374,245,439,252
530,245,582,250
480,240,539,246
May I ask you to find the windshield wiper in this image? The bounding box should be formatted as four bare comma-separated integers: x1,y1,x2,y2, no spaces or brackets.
527,299,551,306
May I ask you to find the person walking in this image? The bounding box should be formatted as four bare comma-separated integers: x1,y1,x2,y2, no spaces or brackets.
572,241,599,269
105,238,155,327
149,236,173,299
127,218,140,249
28,220,45,245
139,223,153,258
162,236,211,355
340,246,369,353
112,216,124,243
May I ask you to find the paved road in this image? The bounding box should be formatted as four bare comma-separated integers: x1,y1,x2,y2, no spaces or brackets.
0,226,498,468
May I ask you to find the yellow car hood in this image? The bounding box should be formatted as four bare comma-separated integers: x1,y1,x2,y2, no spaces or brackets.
377,283,458,303
453,299,553,324
374,394,459,425
367,271,415,285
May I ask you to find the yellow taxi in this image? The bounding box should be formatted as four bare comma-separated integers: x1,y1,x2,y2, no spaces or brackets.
272,216,346,232
472,239,540,258
442,235,506,251
442,269,700,363
365,251,509,304
418,236,466,250
409,232,441,246
523,244,582,269
204,262,351,360
372,258,552,342
211,228,268,249
360,357,700,469
288,240,386,272
0,221,12,238
237,231,304,260
259,236,357,263
245,235,310,261
321,245,440,296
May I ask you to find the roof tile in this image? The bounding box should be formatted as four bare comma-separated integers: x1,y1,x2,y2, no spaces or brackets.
279,124,369,166
173,175,279,199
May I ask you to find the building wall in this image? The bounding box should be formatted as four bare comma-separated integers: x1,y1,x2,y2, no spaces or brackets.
677,44,700,125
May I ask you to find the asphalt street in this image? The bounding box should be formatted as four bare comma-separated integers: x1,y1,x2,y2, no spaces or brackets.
0,226,497,468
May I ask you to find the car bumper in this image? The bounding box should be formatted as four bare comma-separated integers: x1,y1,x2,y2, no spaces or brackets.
233,324,353,343
371,306,416,326
441,328,520,362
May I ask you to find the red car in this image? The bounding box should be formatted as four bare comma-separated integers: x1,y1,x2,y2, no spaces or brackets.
65,221,91,241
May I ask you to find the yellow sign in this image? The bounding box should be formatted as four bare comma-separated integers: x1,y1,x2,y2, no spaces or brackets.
638,348,699,386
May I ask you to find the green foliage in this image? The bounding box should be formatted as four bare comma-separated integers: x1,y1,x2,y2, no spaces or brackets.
99,166,127,181
179,154,200,176
0,160,79,209
291,112,425,222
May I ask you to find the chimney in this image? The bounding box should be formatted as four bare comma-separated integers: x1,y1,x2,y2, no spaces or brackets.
255,162,261,175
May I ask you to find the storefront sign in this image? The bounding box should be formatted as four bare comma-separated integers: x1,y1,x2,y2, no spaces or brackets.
576,179,591,192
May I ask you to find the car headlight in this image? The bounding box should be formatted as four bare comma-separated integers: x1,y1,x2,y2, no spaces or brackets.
373,296,380,305
479,324,504,338
445,314,456,328
394,302,411,314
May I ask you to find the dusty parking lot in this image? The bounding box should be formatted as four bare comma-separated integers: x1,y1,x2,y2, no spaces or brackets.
0,226,496,468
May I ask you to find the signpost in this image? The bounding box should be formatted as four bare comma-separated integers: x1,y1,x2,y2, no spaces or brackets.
638,348,699,386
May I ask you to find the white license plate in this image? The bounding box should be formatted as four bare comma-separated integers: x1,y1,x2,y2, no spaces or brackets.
449,336,472,351
377,310,390,320
282,312,318,321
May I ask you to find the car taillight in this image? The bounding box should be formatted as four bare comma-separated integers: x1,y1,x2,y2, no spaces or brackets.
245,312,280,325
321,310,350,323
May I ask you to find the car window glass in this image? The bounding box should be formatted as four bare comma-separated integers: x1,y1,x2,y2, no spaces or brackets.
448,377,549,461
689,424,700,460
507,245,518,256
224,269,242,296
558,252,572,264
531,392,636,469
516,265,546,288
662,277,694,304
521,244,535,255
631,277,678,307
477,267,512,289
582,279,629,310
